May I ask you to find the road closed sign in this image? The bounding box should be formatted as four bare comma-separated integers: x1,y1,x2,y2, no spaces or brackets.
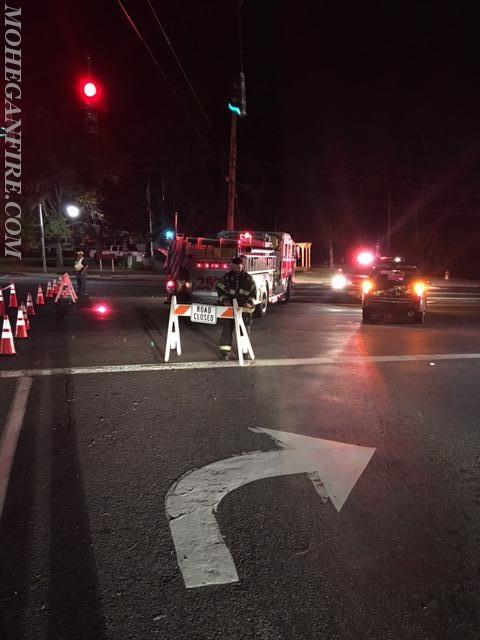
191,304,217,324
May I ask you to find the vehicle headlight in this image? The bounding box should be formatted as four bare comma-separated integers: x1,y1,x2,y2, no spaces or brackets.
332,274,347,290
413,281,426,297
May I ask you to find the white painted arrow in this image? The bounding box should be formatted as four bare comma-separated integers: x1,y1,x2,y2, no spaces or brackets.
165,427,375,589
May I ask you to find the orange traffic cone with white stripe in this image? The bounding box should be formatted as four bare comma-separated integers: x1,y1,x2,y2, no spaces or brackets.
15,306,28,339
9,283,18,308
36,284,45,305
21,303,30,330
0,315,16,355
0,289,4,316
52,278,59,296
46,280,53,299
26,292,36,317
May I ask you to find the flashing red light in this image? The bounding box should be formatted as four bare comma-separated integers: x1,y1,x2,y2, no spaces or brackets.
196,263,202,268
357,251,375,266
94,303,109,316
222,263,228,269
244,232,252,239
166,279,175,291
205,263,210,268
83,81,97,98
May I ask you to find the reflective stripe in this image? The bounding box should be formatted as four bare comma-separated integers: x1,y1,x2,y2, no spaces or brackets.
228,288,236,295
239,288,252,295
217,282,227,292
219,345,232,351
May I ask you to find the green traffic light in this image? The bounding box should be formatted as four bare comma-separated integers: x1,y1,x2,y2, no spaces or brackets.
228,103,241,116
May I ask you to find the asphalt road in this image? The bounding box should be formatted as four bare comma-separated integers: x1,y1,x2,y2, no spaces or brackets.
0,276,479,640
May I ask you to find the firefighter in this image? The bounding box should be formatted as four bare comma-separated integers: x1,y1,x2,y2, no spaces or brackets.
74,250,88,296
216,256,257,360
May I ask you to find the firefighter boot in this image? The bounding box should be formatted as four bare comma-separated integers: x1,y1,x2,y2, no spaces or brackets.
219,347,231,361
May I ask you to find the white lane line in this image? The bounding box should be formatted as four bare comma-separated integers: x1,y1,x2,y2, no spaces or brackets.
0,352,480,379
0,377,33,519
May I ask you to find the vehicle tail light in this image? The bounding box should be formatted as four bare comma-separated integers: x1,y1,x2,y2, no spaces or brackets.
413,281,426,297
362,279,373,294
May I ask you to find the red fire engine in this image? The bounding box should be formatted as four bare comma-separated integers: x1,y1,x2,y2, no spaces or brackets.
165,230,296,317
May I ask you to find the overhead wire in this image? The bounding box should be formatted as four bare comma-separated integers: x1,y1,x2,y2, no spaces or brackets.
114,0,219,160
146,0,222,153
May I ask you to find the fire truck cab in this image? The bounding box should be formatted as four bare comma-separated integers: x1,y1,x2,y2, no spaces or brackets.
165,230,296,317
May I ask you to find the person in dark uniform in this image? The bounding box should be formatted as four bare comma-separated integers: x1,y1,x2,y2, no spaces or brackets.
216,256,257,360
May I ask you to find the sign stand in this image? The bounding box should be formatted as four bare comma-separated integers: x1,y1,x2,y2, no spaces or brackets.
232,299,254,366
54,273,78,303
165,295,182,361
164,297,254,365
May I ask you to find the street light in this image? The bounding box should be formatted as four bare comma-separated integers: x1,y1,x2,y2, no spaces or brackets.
66,204,81,218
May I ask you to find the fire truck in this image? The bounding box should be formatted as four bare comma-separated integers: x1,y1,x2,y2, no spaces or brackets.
165,230,296,317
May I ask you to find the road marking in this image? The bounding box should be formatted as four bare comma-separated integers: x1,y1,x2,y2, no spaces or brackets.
165,427,375,589
1,352,480,380
0,377,33,519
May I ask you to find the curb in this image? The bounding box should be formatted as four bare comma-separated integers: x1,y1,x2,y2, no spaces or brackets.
0,272,167,281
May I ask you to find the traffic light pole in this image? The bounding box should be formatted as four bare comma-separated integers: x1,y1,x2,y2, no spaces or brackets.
226,112,237,231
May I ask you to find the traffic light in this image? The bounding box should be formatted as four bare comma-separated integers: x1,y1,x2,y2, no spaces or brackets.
0,126,6,138
78,77,100,134
228,72,247,118
83,81,98,99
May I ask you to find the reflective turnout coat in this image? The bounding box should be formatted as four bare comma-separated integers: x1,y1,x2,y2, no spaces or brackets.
216,269,257,307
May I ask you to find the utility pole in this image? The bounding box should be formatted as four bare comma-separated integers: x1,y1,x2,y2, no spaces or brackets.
146,177,154,257
38,203,47,273
387,186,392,254
226,112,238,231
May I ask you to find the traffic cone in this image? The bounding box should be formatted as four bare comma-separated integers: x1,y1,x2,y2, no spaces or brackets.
46,281,53,298
0,315,16,355
21,303,30,330
36,284,45,305
9,283,18,308
52,278,59,295
0,289,4,315
15,307,28,339
26,292,36,317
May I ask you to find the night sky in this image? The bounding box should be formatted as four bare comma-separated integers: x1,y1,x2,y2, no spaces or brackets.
25,1,480,274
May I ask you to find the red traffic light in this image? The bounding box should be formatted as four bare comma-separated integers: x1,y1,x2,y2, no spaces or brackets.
78,77,100,102
83,81,97,98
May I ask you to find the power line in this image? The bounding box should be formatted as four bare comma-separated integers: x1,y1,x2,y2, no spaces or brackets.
114,0,219,160
240,159,480,198
241,157,480,195
146,0,222,153
237,183,480,217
